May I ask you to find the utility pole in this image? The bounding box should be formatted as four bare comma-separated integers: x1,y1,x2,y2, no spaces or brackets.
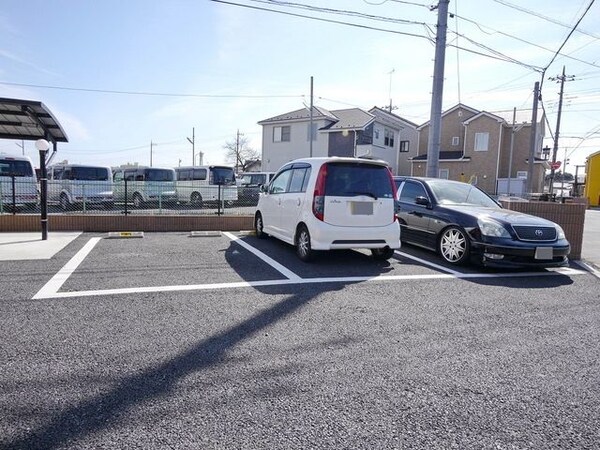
426,0,450,178
548,66,575,197
388,68,395,112
150,140,157,167
236,129,243,172
526,82,540,195
187,127,195,166
15,140,25,155
309,76,314,157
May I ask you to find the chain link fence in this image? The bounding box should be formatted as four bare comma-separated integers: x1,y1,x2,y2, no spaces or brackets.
0,179,261,216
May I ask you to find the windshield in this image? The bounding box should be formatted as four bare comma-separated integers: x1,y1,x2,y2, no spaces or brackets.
0,159,33,177
211,167,236,185
428,180,500,208
145,169,174,181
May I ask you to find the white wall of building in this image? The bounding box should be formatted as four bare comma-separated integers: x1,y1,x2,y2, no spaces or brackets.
261,119,330,172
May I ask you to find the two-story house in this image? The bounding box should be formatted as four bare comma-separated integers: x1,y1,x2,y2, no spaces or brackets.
413,103,549,194
258,106,418,174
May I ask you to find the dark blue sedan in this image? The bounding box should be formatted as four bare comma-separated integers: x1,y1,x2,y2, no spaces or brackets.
393,177,571,268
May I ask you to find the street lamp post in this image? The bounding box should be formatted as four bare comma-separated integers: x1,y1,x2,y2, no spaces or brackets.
35,139,50,240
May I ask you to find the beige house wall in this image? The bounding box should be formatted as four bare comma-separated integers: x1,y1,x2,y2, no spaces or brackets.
463,116,503,193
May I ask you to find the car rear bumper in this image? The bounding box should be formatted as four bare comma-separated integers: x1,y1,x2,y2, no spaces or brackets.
309,221,401,251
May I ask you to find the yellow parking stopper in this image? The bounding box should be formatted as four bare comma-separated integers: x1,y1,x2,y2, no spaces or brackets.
107,231,144,239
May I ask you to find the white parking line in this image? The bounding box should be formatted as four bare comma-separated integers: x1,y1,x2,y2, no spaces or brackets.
33,237,102,299
395,250,462,275
31,235,589,300
223,231,302,280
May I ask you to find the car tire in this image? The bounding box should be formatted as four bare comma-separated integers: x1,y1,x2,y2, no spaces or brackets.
190,192,203,208
438,226,470,265
255,212,266,239
59,193,70,211
371,246,395,260
296,225,314,262
133,193,144,208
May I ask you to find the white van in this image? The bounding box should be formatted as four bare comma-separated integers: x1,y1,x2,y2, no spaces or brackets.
175,165,237,207
255,157,400,261
112,166,177,208
48,164,114,210
0,154,38,211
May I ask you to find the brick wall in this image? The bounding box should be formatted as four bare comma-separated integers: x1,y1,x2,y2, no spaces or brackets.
0,215,255,233
500,201,586,259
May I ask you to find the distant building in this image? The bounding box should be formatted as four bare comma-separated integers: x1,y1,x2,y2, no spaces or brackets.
258,106,417,175
413,103,548,194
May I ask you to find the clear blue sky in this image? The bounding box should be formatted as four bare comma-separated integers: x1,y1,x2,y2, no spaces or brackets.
1,0,599,173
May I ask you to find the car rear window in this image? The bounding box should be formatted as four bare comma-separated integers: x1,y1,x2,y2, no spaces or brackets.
324,163,394,199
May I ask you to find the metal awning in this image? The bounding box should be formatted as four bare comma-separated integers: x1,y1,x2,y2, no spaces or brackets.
0,97,68,144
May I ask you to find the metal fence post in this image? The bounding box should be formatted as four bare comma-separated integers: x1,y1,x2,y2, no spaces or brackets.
11,175,17,214
124,179,129,216
82,182,86,213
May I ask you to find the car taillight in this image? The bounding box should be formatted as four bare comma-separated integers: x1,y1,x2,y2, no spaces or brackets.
312,164,327,221
386,167,399,221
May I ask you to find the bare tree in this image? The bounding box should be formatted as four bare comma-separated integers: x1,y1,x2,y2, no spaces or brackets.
223,131,260,172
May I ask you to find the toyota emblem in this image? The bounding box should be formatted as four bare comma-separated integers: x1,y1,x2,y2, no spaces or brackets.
535,229,544,237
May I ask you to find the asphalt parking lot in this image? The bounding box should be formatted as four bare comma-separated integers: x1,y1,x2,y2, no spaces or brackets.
1,232,599,449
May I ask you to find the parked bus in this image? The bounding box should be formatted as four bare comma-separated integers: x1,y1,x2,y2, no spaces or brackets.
175,165,237,207
113,166,177,208
0,154,38,211
47,164,114,210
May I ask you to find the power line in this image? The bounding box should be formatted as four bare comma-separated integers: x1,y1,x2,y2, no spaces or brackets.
258,0,431,26
0,81,303,98
210,0,434,41
492,0,600,40
542,0,596,74
453,13,600,69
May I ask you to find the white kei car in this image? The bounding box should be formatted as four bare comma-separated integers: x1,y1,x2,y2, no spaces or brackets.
254,157,401,262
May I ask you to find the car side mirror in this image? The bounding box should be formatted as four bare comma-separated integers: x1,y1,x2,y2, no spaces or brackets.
415,196,431,208
259,184,267,193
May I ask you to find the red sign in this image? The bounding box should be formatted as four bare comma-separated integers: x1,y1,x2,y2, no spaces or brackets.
550,161,561,170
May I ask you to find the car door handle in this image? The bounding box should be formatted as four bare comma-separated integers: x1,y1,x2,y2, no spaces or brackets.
297,198,301,206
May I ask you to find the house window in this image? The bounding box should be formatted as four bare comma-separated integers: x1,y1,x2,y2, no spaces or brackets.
273,126,291,143
439,169,449,179
374,128,380,139
474,132,489,151
384,128,395,148
452,136,459,146
399,140,409,152
306,123,317,142
516,171,528,179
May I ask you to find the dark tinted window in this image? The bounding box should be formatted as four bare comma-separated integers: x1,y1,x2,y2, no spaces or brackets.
325,163,393,199
288,167,311,193
0,159,33,177
145,169,174,181
210,167,236,185
192,169,207,181
399,181,428,204
70,167,110,180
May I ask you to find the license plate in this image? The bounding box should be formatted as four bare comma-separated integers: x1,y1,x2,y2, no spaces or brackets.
351,201,373,215
534,247,553,260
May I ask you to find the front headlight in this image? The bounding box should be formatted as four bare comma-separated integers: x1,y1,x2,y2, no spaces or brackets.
478,217,511,238
555,224,566,239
